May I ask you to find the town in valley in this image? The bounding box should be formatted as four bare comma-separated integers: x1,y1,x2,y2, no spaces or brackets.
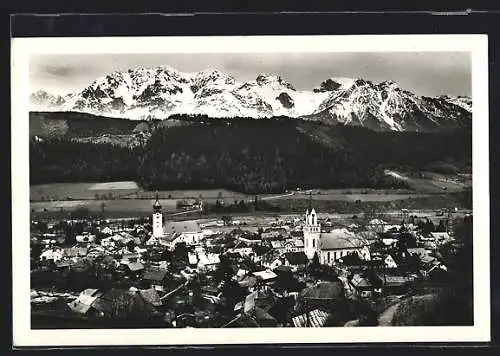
30,186,473,328
28,53,474,329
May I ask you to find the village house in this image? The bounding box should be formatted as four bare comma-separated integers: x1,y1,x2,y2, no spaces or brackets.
384,254,399,268
86,245,106,260
120,252,142,264
270,240,284,250
188,252,198,267
252,269,278,286
76,233,96,244
292,309,331,328
142,268,169,292
284,239,304,253
282,251,309,272
429,232,453,244
67,288,105,317
118,261,145,279
299,280,345,312
261,230,280,240
260,251,282,270
100,226,113,236
100,236,117,248
197,253,221,272
63,246,89,259
349,273,376,298
377,274,414,295
39,248,64,262
139,288,163,307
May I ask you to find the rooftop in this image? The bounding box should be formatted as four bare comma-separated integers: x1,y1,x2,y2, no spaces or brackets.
292,309,331,327
301,281,344,300
319,229,368,251
164,221,201,234
284,251,309,266
143,268,169,282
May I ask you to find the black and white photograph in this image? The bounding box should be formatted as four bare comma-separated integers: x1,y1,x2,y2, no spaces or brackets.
11,35,490,346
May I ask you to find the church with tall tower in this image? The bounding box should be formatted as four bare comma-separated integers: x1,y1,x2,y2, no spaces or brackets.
302,207,371,264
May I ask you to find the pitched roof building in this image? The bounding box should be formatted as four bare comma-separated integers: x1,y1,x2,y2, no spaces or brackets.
303,208,371,265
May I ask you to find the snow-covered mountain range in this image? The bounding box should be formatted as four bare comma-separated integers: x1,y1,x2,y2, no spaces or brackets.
30,65,472,132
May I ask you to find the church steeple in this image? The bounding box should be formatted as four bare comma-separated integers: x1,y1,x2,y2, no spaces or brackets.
303,207,321,260
153,191,162,212
152,191,164,239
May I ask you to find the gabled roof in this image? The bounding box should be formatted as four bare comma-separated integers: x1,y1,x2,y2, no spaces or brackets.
339,252,364,266
198,253,220,265
63,247,88,257
284,251,309,266
378,274,412,287
292,309,330,327
143,268,169,282
270,241,284,249
139,288,162,306
407,248,430,258
301,281,344,300
163,221,201,234
350,274,372,288
430,232,451,239
421,255,436,264
253,270,277,281
319,229,367,251
294,239,304,247
91,288,148,315
273,265,294,274
127,261,144,272
239,275,258,288
67,289,104,315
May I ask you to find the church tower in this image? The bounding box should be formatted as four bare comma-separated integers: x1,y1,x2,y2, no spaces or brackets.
303,208,321,260
152,191,164,238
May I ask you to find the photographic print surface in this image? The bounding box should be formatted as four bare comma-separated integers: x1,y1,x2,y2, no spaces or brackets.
12,35,490,346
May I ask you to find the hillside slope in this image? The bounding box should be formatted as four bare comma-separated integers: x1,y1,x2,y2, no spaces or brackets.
30,111,141,139
29,113,472,194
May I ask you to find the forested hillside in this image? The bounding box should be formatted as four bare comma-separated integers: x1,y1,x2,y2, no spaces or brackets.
30,111,140,139
29,114,472,194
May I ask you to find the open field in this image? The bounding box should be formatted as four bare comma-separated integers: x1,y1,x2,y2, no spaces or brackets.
30,181,143,201
30,174,471,221
129,189,250,202
31,180,460,203
384,170,471,193
30,199,179,220
292,190,432,202
30,195,470,223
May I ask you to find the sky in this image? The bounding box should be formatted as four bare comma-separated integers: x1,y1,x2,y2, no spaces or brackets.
29,52,471,97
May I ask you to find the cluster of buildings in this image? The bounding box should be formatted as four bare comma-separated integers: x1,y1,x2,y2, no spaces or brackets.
30,196,460,328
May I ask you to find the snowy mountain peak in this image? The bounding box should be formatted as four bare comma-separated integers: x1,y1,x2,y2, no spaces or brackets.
30,90,65,110
313,77,356,92
378,80,399,89
193,68,225,77
155,64,180,72
29,65,472,132
255,73,295,91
